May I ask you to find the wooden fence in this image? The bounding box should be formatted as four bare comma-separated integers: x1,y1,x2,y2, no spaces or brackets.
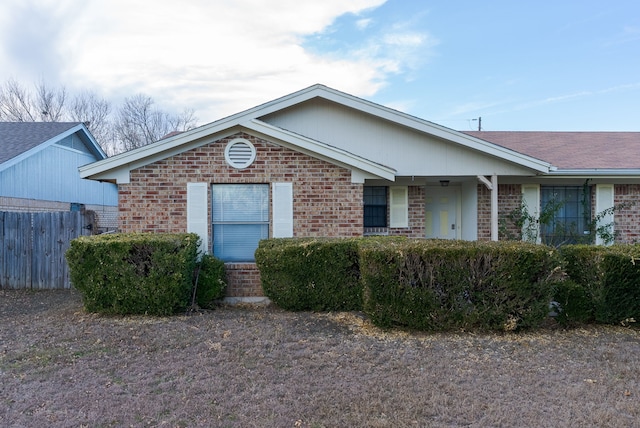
0,211,94,289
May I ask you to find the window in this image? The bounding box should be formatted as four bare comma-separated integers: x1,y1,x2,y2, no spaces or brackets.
364,186,387,227
540,185,591,246
212,184,269,262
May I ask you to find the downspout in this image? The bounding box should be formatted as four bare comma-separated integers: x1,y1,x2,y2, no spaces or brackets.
477,175,498,241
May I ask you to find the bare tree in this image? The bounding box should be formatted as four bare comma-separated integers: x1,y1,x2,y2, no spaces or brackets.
0,79,68,122
68,90,114,154
34,80,67,122
0,79,37,121
0,79,198,156
113,94,197,152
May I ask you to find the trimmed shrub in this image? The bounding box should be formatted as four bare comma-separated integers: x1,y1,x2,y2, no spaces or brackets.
66,233,199,315
194,254,227,308
560,244,640,324
360,240,560,332
255,237,362,311
553,279,594,325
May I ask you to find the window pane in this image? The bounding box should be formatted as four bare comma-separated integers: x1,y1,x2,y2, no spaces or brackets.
540,186,590,245
364,186,387,227
213,224,269,262
211,184,269,262
212,184,268,222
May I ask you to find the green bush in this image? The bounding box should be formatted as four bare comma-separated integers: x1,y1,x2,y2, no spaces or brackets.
194,254,227,308
560,244,640,324
66,233,199,315
360,240,559,332
255,237,363,311
552,279,594,325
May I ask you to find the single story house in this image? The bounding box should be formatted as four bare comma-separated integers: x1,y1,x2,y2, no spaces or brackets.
1,122,118,232
79,85,640,300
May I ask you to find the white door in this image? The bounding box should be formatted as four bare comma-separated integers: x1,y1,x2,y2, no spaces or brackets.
425,187,460,239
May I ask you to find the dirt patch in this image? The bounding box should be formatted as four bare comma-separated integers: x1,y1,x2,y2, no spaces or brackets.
1,289,639,427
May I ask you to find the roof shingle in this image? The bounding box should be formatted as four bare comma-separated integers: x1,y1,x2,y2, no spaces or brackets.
0,122,81,164
463,131,640,170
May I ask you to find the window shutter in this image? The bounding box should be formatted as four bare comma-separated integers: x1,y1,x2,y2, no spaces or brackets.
187,183,209,255
521,184,540,243
389,186,408,228
596,184,615,245
272,182,293,238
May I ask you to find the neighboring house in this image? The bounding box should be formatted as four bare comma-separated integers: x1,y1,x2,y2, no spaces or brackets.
79,85,640,300
0,122,118,231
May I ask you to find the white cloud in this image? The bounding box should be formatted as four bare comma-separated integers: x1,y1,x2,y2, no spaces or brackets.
1,0,399,123
0,0,449,127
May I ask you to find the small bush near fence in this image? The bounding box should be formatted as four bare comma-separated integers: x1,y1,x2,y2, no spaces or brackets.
360,240,560,332
255,238,363,311
67,233,201,315
559,244,640,325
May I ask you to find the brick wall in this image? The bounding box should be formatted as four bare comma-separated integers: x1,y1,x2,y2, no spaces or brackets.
478,184,523,241
478,183,640,244
614,184,640,243
117,132,363,297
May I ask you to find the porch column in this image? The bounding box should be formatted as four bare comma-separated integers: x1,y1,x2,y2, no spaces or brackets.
477,174,498,241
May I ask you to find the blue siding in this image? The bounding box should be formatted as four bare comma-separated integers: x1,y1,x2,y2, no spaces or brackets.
0,143,117,206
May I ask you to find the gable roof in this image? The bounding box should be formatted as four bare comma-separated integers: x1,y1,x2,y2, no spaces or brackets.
0,122,107,167
80,84,551,183
463,131,640,171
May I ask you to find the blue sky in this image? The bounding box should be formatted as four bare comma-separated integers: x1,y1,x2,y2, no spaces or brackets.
1,0,639,131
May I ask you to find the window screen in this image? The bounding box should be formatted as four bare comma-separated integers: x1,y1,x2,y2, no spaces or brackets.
212,184,269,261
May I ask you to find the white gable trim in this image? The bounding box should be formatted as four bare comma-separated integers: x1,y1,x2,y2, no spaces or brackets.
80,84,550,183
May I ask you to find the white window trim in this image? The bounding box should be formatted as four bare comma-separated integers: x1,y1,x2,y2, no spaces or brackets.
389,186,409,228
272,182,294,238
521,184,540,244
595,184,615,246
187,182,209,256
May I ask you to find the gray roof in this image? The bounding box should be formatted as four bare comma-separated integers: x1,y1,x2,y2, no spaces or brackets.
0,122,82,164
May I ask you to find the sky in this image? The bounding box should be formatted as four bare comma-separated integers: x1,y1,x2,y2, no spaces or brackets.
0,0,639,132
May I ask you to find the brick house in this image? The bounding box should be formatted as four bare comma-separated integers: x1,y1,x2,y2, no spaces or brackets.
80,85,640,301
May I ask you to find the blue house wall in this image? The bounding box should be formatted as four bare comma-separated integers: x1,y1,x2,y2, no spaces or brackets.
0,133,118,206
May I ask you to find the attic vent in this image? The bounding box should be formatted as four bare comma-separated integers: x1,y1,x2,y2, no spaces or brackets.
224,138,256,169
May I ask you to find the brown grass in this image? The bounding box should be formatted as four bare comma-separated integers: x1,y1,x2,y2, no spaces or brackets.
1,289,639,427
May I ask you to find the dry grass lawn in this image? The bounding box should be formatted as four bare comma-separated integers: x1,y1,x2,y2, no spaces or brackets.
1,289,639,427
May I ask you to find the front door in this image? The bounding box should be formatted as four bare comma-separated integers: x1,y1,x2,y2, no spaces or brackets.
425,186,460,239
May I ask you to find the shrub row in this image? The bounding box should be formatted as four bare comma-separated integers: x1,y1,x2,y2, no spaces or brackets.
66,233,226,315
361,239,560,331
556,244,640,325
257,237,561,331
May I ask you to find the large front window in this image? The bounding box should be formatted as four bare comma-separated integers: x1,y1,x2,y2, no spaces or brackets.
540,185,591,246
212,184,269,262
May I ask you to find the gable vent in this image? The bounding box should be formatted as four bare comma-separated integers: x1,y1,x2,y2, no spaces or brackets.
224,138,256,169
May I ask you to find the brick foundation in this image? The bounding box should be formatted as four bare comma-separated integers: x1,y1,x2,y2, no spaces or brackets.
224,263,263,298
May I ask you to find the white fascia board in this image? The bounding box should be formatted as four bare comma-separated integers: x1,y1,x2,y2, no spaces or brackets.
244,119,396,181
